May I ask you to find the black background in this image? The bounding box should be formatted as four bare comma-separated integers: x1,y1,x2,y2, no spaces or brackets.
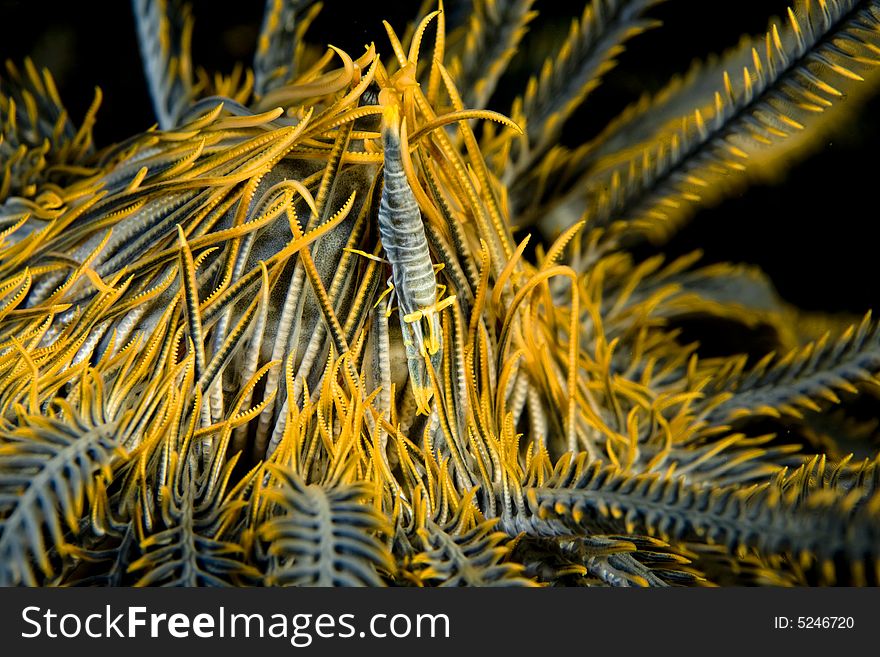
2,0,879,315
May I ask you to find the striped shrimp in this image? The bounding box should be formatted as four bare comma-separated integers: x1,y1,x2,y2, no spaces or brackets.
376,90,454,414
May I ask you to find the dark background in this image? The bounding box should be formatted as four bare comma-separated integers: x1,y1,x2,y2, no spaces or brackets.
2,0,878,316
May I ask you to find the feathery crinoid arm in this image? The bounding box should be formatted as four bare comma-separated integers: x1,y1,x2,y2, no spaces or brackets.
260,467,394,586
511,454,880,584
127,445,260,587
0,383,126,586
0,59,101,230
535,0,880,246
505,0,664,183
253,0,321,98
699,312,880,424
405,498,535,586
599,252,795,345
132,0,195,129
561,36,763,186
445,0,538,110
512,534,705,587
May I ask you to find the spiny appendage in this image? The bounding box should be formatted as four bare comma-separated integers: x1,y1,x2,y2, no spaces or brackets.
377,93,455,414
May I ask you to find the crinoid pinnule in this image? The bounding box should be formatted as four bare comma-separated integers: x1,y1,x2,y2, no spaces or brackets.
1,0,880,587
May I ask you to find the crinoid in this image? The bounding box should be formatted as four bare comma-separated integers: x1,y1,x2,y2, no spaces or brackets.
1,0,880,587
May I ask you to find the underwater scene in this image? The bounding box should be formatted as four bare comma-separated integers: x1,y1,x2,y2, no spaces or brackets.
1,0,880,587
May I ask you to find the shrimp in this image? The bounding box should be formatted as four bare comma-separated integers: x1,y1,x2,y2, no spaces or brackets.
376,89,454,414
